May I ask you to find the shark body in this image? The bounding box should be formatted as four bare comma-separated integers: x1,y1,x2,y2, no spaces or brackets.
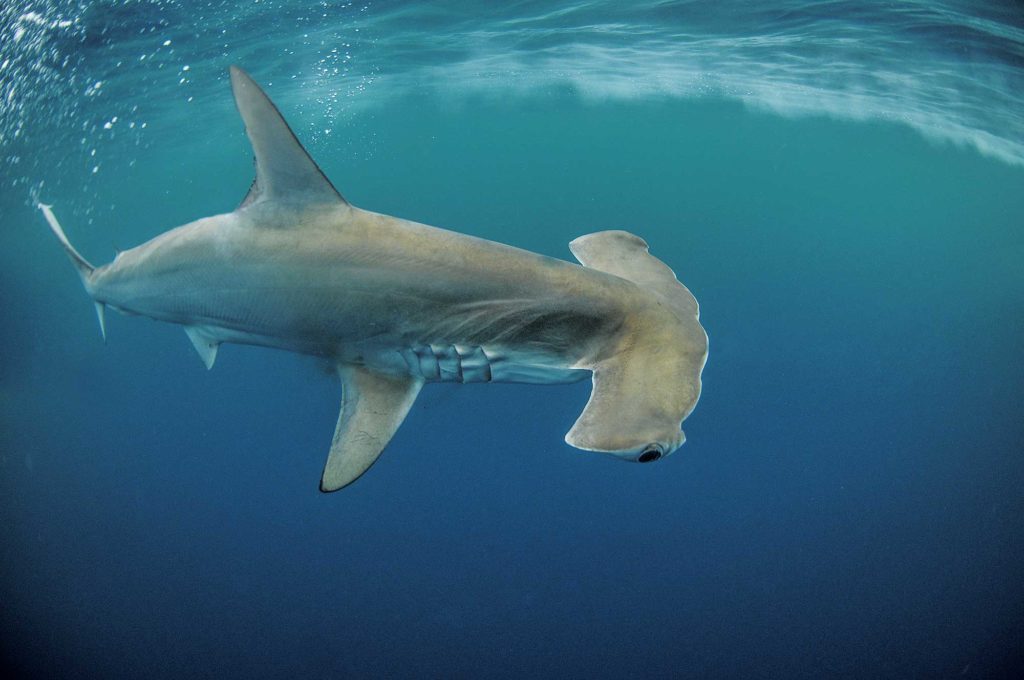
42,67,708,491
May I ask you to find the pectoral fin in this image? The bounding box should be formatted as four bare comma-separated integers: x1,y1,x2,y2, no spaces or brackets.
320,366,423,492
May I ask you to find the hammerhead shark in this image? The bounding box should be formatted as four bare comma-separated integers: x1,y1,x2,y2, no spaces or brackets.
41,66,708,491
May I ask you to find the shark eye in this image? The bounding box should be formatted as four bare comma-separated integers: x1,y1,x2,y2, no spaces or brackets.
638,446,662,463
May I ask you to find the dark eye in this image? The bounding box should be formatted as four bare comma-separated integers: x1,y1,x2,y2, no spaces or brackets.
638,446,662,463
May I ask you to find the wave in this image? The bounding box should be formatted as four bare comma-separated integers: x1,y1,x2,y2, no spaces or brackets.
2,0,1023,195
354,0,1024,165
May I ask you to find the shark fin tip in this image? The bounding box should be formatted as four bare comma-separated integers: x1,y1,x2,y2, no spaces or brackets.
94,301,107,341
184,327,219,370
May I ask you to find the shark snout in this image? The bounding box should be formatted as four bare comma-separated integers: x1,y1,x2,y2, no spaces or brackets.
566,430,684,463
637,445,663,463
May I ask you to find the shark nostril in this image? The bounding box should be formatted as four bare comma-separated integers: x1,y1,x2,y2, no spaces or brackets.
638,446,662,463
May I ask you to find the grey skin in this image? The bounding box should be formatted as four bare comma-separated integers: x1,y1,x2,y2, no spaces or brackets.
42,66,708,492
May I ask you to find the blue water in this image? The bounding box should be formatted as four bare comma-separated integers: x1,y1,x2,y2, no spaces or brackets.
2,1,1023,677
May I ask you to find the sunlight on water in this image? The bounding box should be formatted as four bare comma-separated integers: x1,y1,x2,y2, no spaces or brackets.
0,0,377,204
2,0,1023,205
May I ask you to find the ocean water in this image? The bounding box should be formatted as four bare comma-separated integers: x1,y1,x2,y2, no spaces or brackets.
2,0,1023,677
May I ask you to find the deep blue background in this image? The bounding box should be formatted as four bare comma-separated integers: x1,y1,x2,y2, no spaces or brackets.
2,2,1024,678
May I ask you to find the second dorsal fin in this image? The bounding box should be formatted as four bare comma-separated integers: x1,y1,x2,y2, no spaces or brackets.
229,66,347,208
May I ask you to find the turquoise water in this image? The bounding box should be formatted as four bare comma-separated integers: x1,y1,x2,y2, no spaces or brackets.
2,1,1023,677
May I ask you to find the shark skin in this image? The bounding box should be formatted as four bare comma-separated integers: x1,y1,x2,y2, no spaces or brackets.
41,66,708,492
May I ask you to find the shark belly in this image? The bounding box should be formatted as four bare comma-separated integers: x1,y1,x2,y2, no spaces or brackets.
178,293,596,386
213,277,611,385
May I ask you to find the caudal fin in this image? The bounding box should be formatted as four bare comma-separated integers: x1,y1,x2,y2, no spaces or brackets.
39,203,94,279
39,203,106,340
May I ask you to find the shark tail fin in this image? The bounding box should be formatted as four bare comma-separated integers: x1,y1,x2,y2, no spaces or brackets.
40,203,94,280
566,230,708,461
39,203,106,340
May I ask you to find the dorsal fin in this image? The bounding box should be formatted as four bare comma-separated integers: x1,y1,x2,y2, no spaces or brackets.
229,66,347,208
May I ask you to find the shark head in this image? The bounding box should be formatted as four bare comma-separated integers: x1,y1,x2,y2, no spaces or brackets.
563,229,707,466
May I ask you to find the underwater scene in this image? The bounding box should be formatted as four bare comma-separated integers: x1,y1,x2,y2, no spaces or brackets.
2,1,1023,677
